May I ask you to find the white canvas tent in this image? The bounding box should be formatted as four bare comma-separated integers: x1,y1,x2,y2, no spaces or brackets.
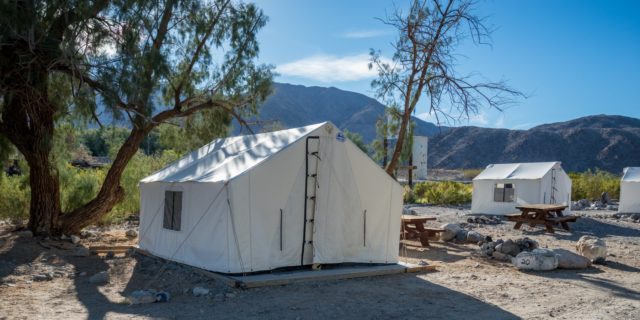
138,122,402,273
619,167,640,213
471,162,572,215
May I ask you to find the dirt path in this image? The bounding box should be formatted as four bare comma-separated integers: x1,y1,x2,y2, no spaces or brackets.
1,209,639,320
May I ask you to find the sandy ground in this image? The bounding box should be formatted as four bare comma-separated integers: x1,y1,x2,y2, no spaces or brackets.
1,208,639,320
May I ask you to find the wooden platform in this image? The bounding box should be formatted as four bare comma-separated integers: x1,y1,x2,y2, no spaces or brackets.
225,262,436,288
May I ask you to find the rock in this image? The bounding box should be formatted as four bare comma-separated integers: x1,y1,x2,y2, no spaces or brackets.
105,252,115,259
480,242,496,257
17,230,33,238
513,249,559,271
89,271,109,284
605,205,618,211
576,236,607,262
72,247,91,257
128,290,158,304
455,229,469,243
440,223,462,241
125,229,138,238
492,251,512,262
553,249,591,269
466,231,484,244
156,291,170,302
193,287,210,297
33,274,52,281
498,239,521,257
78,272,87,277
70,235,81,245
515,237,539,251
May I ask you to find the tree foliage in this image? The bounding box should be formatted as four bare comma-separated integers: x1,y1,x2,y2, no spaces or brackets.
0,0,273,234
370,0,523,176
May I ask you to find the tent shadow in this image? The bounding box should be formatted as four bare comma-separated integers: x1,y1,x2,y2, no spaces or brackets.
400,242,478,264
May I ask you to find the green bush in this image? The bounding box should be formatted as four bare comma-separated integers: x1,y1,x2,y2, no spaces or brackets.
0,174,30,223
569,169,620,201
0,151,180,224
412,181,472,205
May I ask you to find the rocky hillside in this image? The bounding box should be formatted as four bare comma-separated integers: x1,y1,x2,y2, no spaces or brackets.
429,115,640,173
242,83,446,141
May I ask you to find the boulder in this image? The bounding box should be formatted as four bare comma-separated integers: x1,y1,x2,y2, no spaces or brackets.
89,271,109,284
455,229,469,243
513,249,558,271
466,231,484,244
514,237,539,251
193,287,210,297
125,229,138,238
576,236,607,262
128,290,157,304
492,251,513,262
553,249,591,269
70,235,81,245
498,239,521,257
440,223,462,241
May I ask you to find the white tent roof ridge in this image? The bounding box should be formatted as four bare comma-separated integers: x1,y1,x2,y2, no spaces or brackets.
473,161,562,181
622,167,640,182
141,122,328,183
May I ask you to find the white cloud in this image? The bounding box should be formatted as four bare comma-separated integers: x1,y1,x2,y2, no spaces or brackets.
468,111,489,126
277,54,387,83
342,29,393,39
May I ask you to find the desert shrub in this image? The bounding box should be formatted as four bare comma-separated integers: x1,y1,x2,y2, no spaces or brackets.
412,181,472,205
0,174,30,222
569,169,620,201
462,168,482,181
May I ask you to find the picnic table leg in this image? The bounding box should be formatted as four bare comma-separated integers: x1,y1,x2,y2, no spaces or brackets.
555,210,571,231
544,222,555,233
513,209,529,230
418,231,431,247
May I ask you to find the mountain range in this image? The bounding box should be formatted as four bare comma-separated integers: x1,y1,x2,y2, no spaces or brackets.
251,83,640,173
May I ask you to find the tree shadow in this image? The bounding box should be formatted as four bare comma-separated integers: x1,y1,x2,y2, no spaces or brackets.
524,267,640,300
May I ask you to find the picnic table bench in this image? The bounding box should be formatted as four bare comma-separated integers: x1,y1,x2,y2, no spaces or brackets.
506,204,578,233
401,215,443,247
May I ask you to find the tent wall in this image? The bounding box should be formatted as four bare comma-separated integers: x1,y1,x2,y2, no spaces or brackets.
619,180,640,213
471,179,541,215
313,135,402,264
139,181,230,271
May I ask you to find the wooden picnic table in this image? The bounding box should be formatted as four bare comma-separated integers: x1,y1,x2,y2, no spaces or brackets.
400,215,443,247
506,204,578,233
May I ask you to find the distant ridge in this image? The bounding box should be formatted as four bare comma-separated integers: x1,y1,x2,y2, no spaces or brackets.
241,83,639,173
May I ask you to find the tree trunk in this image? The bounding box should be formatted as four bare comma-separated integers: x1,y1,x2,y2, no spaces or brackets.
385,112,411,177
25,151,61,235
59,127,149,234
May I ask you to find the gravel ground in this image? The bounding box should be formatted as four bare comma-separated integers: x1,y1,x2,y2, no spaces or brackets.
1,208,639,320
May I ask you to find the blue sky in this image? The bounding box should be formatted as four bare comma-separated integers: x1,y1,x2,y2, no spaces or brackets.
253,0,640,129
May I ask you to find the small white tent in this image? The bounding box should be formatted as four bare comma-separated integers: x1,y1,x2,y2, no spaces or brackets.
619,167,640,213
471,162,572,215
138,122,402,273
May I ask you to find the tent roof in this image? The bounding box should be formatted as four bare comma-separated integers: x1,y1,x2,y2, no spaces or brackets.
473,162,560,180
622,167,640,182
141,122,328,183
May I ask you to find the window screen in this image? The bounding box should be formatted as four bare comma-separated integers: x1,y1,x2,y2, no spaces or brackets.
494,183,515,203
163,191,182,231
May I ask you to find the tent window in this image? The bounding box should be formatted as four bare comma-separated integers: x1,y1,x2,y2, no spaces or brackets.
494,183,515,202
163,191,182,231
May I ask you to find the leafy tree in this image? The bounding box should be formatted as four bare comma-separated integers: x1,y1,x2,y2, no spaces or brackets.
343,129,368,154
0,0,272,235
370,0,523,176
